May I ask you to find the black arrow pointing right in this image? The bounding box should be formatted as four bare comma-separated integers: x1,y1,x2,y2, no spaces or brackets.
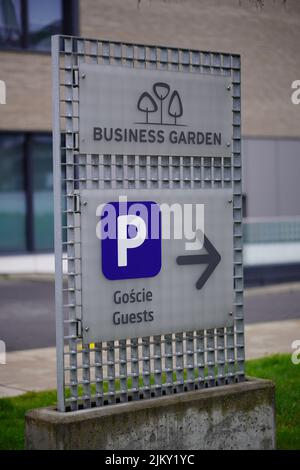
176,234,221,290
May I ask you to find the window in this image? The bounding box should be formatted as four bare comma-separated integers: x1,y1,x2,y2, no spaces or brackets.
30,134,54,250
28,0,63,51
0,134,26,251
0,0,22,48
0,132,57,252
0,0,78,51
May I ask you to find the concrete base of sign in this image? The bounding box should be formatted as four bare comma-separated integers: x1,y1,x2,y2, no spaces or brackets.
25,377,275,450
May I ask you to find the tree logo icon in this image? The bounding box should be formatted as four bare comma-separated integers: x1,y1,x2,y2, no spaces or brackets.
153,82,170,125
168,90,183,126
137,92,158,124
136,82,184,126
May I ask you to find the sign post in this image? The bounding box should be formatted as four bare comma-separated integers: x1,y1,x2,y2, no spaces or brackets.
51,35,245,413
25,35,276,451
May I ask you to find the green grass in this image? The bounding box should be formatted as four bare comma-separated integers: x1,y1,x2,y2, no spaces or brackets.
0,390,57,450
0,353,299,449
246,354,300,450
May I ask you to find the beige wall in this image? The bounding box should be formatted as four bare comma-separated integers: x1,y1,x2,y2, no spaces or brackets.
0,52,51,131
0,0,299,136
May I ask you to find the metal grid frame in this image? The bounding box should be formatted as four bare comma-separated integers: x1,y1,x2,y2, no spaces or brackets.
52,35,244,412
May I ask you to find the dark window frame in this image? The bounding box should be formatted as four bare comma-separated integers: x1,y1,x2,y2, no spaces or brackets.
0,130,54,254
0,0,79,53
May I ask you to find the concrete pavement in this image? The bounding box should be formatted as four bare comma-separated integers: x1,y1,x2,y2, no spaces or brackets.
0,347,56,397
1,318,299,398
245,318,300,359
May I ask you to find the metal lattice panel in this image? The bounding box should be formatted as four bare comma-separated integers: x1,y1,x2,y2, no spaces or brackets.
52,35,244,412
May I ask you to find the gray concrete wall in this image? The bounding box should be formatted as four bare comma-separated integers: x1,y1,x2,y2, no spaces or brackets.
25,378,275,450
242,138,300,218
80,0,300,139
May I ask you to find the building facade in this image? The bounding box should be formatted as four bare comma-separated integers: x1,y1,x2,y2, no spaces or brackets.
0,0,300,255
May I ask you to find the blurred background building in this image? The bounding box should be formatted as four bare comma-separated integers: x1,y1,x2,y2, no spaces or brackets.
0,0,300,285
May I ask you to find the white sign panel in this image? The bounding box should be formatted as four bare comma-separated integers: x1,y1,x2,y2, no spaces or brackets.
79,64,232,157
80,188,234,343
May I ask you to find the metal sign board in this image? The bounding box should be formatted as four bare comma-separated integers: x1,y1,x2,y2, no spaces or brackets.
80,188,234,343
79,64,232,157
52,35,243,412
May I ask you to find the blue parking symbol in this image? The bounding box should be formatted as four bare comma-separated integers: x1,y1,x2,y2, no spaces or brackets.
101,201,162,280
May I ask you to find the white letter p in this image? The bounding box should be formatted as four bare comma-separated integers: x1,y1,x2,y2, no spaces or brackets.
117,215,146,267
